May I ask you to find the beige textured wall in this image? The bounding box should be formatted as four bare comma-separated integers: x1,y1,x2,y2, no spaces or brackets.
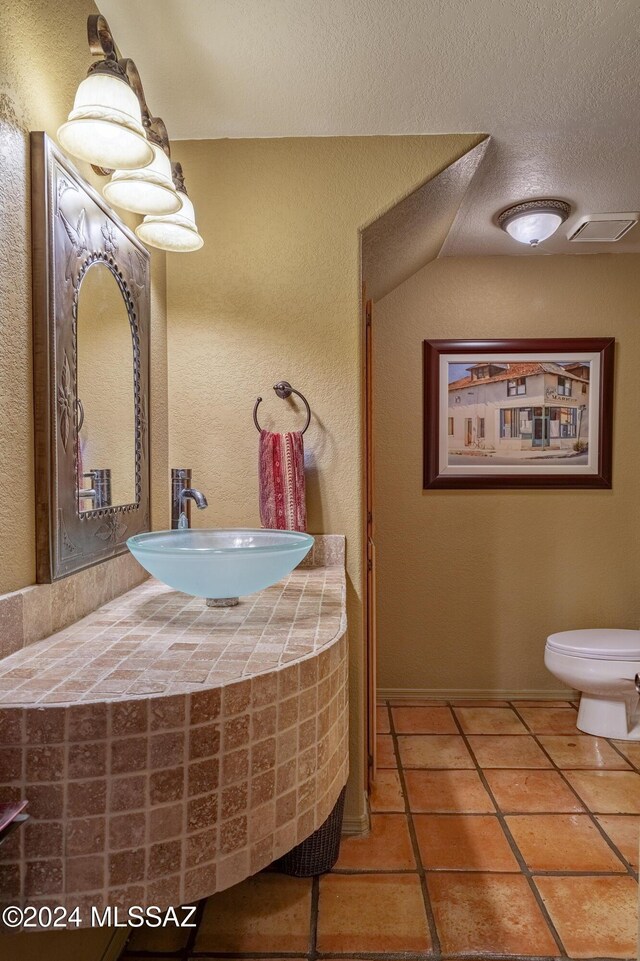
166,135,482,819
374,254,640,695
0,1,165,956
0,0,169,595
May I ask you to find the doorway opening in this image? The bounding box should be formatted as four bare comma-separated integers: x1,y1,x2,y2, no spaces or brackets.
360,141,489,789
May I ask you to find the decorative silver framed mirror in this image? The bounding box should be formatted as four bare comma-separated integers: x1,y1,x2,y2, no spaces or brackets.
31,132,150,582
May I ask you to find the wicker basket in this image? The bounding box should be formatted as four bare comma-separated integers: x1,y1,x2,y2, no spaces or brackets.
272,785,347,877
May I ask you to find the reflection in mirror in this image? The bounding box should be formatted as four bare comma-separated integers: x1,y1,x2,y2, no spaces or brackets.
76,263,136,512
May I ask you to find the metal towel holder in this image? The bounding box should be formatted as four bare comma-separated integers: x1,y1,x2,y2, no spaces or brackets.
253,381,311,434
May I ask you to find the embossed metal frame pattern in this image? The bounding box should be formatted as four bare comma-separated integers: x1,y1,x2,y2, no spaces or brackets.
31,132,151,582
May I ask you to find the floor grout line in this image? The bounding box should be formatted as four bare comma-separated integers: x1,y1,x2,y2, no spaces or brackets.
387,699,442,957
367,808,638,817
182,899,206,960
176,951,632,961
508,702,639,883
122,699,639,961
177,954,625,961
309,873,320,959
124,952,184,959
122,953,634,961
331,864,631,876
602,733,640,774
445,703,567,958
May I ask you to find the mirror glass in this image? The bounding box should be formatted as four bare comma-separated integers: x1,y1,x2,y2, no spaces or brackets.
76,263,136,511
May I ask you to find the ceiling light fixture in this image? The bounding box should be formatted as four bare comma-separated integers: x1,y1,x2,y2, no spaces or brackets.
135,164,204,252
57,16,202,249
498,199,571,247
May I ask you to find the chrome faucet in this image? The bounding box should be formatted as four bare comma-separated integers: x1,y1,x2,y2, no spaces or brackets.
180,487,208,511
171,468,208,529
178,488,208,529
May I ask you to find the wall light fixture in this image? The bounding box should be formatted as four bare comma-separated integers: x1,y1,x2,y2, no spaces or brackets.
136,164,204,252
58,16,202,250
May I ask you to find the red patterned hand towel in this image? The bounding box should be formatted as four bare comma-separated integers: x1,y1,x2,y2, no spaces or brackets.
259,430,307,532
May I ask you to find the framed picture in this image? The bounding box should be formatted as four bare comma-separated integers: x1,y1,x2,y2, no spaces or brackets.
423,338,615,490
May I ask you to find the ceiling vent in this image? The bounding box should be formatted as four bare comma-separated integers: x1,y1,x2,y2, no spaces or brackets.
569,213,639,243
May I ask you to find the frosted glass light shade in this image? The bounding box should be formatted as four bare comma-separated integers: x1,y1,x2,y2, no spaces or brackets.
103,142,182,215
505,212,564,245
498,200,571,247
57,72,154,170
135,194,204,252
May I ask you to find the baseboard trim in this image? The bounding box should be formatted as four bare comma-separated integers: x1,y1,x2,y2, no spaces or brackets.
342,793,370,836
377,687,577,701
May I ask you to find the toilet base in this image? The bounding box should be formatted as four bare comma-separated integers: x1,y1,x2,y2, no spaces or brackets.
577,693,640,740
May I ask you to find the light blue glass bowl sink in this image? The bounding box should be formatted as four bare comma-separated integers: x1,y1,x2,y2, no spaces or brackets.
127,529,314,604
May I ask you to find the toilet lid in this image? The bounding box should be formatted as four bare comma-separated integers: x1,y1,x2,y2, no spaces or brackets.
546,629,640,660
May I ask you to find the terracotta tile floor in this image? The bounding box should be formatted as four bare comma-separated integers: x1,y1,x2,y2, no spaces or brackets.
120,699,639,961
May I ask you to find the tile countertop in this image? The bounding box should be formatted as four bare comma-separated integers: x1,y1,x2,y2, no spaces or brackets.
0,535,346,707
0,536,349,914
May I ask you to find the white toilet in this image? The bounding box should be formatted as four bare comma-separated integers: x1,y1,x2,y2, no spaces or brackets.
545,629,640,740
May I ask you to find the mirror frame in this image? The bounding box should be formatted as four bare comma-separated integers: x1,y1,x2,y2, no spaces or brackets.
31,132,151,582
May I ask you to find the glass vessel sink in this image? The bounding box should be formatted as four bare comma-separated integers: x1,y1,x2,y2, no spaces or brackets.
127,529,314,605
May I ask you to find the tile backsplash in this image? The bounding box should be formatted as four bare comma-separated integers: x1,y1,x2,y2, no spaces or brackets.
0,534,345,663
0,551,148,660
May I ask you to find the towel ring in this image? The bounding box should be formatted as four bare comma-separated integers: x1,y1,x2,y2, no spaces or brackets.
253,381,311,434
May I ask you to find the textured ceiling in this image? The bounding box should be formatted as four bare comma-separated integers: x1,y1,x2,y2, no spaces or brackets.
97,0,640,256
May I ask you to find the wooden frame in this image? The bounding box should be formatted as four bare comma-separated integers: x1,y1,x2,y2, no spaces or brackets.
362,293,377,789
423,338,615,490
31,132,151,582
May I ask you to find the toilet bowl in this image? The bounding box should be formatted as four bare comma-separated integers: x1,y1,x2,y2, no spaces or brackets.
545,629,640,740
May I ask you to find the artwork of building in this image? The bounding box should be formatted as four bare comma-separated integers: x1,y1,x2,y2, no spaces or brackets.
447,362,590,453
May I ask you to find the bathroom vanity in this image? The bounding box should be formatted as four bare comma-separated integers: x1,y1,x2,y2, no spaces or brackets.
0,537,348,920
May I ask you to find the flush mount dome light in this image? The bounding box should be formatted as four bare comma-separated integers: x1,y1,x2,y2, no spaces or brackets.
498,200,571,247
103,140,182,216
57,69,154,171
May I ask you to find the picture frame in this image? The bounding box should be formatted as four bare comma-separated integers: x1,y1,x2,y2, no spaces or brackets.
423,338,615,490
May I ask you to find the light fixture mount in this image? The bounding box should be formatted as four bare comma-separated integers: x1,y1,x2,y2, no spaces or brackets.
172,163,187,194
58,15,203,249
82,17,172,172
497,199,571,247
87,13,118,61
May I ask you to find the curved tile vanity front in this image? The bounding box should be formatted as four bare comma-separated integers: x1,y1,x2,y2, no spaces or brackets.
0,537,348,921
